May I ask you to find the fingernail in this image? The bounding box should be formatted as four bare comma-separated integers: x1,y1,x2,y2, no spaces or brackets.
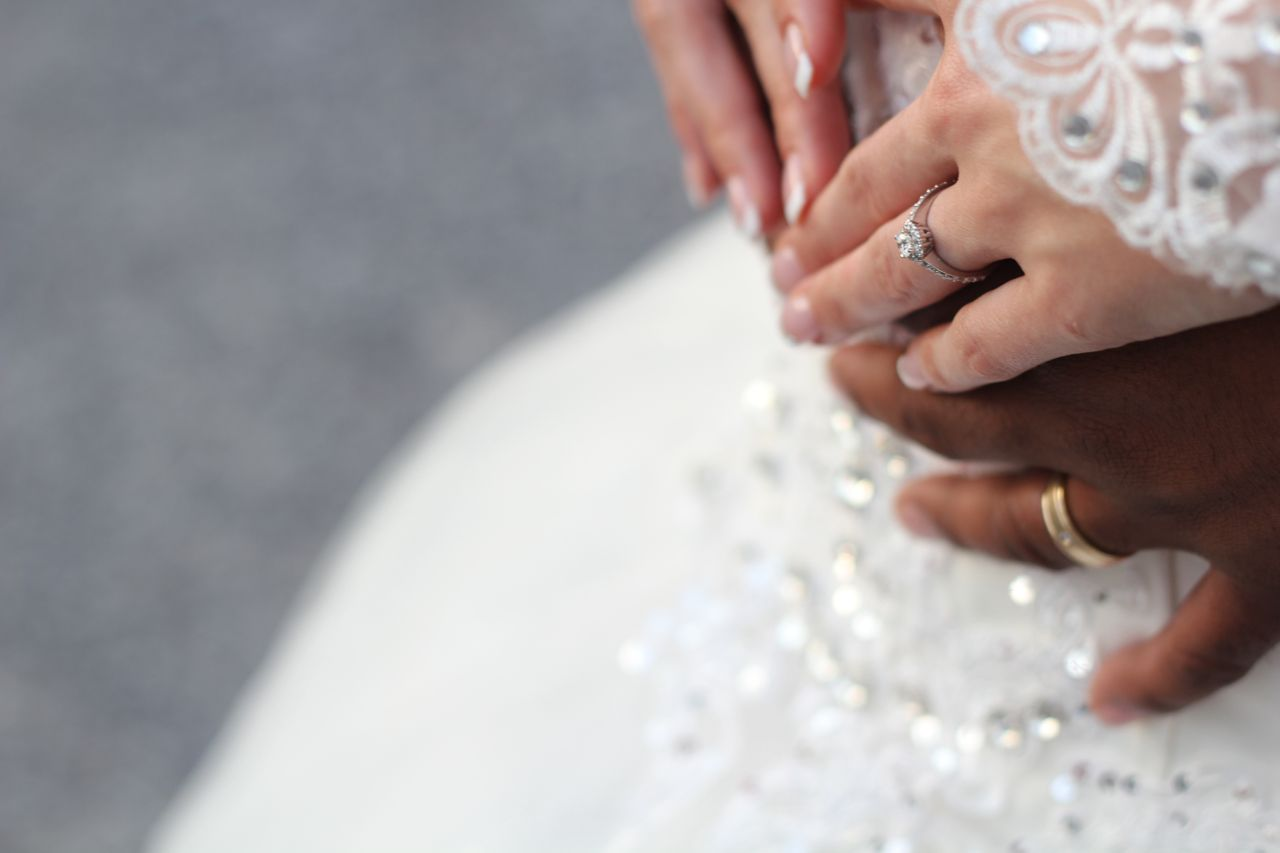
727,175,761,240
1094,702,1150,726
782,154,808,226
785,23,814,99
771,247,805,293
896,352,930,391
782,294,820,344
898,501,942,539
682,152,710,210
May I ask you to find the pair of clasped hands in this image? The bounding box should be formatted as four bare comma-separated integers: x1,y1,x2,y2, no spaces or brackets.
635,0,1280,722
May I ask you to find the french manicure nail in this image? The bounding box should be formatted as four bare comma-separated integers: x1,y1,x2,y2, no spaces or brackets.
898,502,942,539
727,175,761,240
896,352,929,391
771,247,805,293
782,155,808,226
786,23,814,99
782,294,820,344
682,153,710,210
1094,702,1150,726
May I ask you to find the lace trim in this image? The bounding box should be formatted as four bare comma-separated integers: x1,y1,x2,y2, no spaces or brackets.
954,0,1280,293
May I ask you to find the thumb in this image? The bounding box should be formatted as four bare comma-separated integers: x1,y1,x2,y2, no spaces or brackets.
1089,568,1280,724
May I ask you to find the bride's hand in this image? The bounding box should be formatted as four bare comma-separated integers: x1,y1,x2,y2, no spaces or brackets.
771,3,1275,393
632,0,852,237
830,307,1280,721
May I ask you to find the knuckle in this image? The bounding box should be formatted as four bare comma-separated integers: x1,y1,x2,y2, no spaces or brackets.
948,307,1010,384
1165,641,1256,699
897,401,961,458
632,0,678,35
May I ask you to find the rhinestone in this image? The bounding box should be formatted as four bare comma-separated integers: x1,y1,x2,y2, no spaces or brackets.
1063,114,1095,148
1247,252,1280,282
1008,574,1037,606
835,467,877,509
830,408,858,436
910,713,943,747
1051,773,1080,804
1172,773,1191,793
1258,17,1280,55
617,640,652,674
1170,810,1190,828
1062,815,1084,836
1099,771,1117,791
832,542,860,582
776,615,810,650
1191,163,1220,192
1017,21,1052,55
832,585,864,615
741,379,785,428
1172,28,1204,63
1121,775,1139,793
1180,101,1212,134
834,679,870,709
886,453,912,479
1115,159,1149,192
987,710,1025,750
1064,647,1095,679
1031,702,1065,740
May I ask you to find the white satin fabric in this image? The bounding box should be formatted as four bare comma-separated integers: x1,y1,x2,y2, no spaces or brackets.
152,216,1280,853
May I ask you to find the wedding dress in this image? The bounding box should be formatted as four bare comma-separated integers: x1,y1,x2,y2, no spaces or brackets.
152,5,1280,852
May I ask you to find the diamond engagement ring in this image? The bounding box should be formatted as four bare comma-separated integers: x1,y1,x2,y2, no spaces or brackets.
894,180,992,284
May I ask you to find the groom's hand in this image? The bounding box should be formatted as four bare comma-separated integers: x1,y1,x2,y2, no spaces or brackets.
830,307,1280,722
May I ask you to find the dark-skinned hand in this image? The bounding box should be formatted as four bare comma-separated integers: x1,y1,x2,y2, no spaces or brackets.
830,306,1280,724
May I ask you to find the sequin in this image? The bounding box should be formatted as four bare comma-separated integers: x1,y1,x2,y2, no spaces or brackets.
1063,647,1095,679
1180,101,1212,134
1016,21,1052,55
834,467,877,509
1115,159,1149,193
1172,28,1204,63
1008,575,1037,606
1062,114,1095,148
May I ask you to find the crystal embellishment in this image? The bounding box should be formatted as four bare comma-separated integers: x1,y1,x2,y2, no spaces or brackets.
1017,21,1052,55
895,220,933,262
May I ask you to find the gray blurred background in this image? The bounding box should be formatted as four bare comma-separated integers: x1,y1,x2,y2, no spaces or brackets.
0,2,694,850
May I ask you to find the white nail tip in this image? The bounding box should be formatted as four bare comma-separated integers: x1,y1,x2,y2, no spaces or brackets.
785,178,807,226
787,24,814,99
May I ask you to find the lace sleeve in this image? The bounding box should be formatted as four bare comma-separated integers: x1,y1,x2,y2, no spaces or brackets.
953,0,1280,294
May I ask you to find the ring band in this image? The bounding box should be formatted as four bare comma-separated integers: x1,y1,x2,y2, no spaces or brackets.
1040,473,1129,568
894,180,992,284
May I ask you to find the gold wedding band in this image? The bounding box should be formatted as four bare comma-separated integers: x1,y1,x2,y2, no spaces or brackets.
1040,472,1129,569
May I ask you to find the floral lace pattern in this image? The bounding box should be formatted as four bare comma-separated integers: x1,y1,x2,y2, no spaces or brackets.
608,354,1277,852
954,0,1280,292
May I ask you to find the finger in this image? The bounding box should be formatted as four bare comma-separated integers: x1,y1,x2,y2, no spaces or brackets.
770,97,955,293
636,0,784,237
669,106,721,209
1089,569,1280,723
828,342,1050,464
731,0,851,226
894,471,1157,569
772,0,846,94
897,262,1279,392
781,182,1008,342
